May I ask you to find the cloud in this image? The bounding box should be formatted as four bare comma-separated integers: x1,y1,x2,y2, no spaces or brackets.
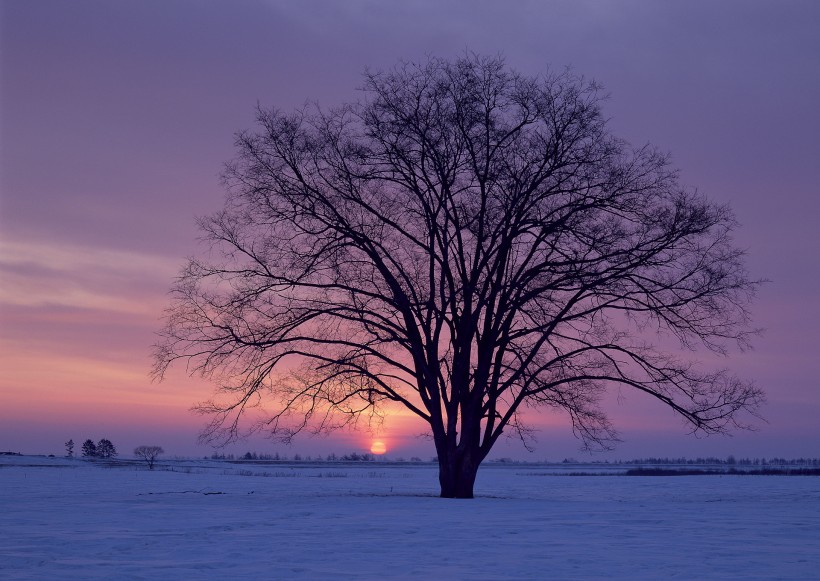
0,240,180,315
0,239,195,429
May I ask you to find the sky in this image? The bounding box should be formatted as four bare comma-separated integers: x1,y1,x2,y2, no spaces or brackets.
1,0,818,460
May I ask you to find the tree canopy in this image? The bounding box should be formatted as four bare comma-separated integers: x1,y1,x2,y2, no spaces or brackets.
154,54,762,497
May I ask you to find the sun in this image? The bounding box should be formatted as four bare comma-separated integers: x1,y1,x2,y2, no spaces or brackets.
370,440,387,455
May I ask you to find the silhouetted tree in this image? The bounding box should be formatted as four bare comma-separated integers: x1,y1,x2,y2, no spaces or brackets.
154,54,763,498
96,439,117,459
65,439,74,458
134,446,164,470
81,439,97,458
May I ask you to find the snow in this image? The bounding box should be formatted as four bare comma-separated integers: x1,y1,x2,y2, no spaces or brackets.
2,455,819,579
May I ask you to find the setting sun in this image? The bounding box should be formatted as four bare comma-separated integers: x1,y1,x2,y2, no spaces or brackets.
370,440,387,455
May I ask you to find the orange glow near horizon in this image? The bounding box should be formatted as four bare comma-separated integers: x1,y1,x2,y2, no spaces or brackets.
370,440,387,455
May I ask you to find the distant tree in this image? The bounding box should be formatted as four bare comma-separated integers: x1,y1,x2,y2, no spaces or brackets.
65,439,74,458
81,439,97,458
134,445,164,470
96,439,117,459
154,54,764,498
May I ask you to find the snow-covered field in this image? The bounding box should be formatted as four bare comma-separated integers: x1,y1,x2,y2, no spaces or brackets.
2,455,818,579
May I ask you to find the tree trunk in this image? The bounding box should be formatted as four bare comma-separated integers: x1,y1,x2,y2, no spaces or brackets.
438,447,481,499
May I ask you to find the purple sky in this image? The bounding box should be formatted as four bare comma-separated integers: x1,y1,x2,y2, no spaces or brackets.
2,0,818,460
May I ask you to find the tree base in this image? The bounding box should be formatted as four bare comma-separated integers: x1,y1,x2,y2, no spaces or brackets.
438,454,479,499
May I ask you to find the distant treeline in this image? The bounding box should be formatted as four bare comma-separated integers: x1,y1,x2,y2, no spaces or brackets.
613,456,820,466
626,467,820,476
208,451,426,463
209,452,820,466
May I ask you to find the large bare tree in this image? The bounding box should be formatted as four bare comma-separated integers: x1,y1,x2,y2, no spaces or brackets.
154,55,762,498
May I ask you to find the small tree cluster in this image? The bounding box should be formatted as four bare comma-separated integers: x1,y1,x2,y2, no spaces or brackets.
340,452,374,462
79,438,117,458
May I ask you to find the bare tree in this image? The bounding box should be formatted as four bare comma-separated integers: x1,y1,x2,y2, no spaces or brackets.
134,446,164,470
154,55,763,498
